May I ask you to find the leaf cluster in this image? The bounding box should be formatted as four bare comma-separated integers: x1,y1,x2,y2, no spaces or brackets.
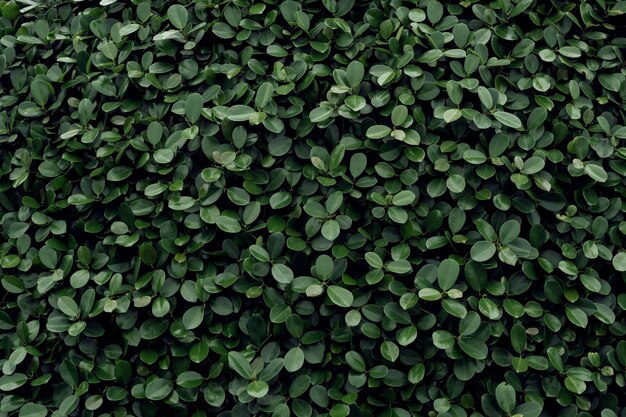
1,0,626,417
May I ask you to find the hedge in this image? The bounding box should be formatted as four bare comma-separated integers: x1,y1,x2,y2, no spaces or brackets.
1,0,625,417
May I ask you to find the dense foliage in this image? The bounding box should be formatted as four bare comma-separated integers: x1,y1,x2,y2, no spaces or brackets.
1,0,626,416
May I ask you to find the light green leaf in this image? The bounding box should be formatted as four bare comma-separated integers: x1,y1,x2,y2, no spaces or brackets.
19,403,47,417
167,4,188,30
145,378,174,401
613,252,626,272
346,61,364,88
228,351,252,379
57,296,79,317
216,216,241,233
584,164,608,182
247,380,269,398
284,347,304,372
392,190,415,206
566,306,588,328
499,220,521,244
432,330,454,349
271,264,294,284
185,93,203,123
493,111,523,130
309,107,333,123
366,125,392,139
255,82,274,108
470,241,496,262
380,341,399,362
495,383,516,412
327,285,354,308
437,258,459,290
227,105,256,122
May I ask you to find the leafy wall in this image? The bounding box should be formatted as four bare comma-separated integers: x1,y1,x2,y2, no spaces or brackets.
1,1,626,417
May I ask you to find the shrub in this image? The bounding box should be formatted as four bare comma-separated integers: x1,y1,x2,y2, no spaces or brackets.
1,1,625,417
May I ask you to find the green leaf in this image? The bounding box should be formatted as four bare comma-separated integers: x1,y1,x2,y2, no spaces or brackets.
140,319,168,340
446,174,465,193
470,241,496,262
212,22,235,39
345,95,366,112
327,286,354,308
255,82,274,108
321,220,340,240
185,93,203,123
522,156,545,175
246,380,269,398
559,46,581,58
145,378,173,400
284,347,304,372
566,306,588,328
227,105,256,122
271,264,294,284
584,164,608,182
512,403,543,417
167,4,188,30
463,149,487,165
442,299,467,318
346,61,364,88
0,373,28,391
309,107,333,123
564,376,586,394
527,107,547,130
153,29,184,42
345,351,366,372
392,190,415,206
458,336,488,360
176,371,204,388
432,330,454,349
38,246,58,269
58,396,79,416
599,74,622,92
479,298,501,320
217,216,241,233
495,383,516,412
203,382,226,407
19,403,47,417
119,23,141,37
144,183,168,197
366,125,392,139
107,166,133,182
228,352,252,379
408,363,425,384
512,39,535,58
57,296,79,317
475,219,497,241
446,81,463,105
443,108,462,123
380,341,399,362
493,111,523,130
437,258,459,290
510,323,527,353
92,76,116,97
182,306,204,330
365,252,383,269
391,105,409,125
294,11,310,31
477,86,493,109
499,220,520,244
31,79,51,106
418,288,442,301
593,303,615,324
613,252,626,272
